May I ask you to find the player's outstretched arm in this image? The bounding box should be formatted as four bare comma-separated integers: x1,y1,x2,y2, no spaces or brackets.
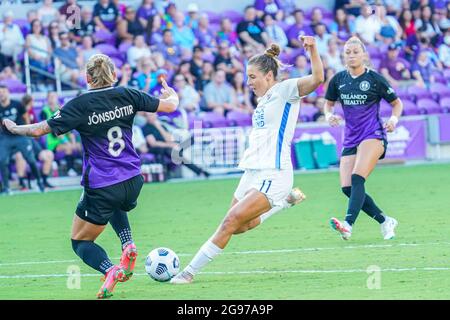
384,98,403,132
2,119,51,137
296,36,324,97
157,79,179,113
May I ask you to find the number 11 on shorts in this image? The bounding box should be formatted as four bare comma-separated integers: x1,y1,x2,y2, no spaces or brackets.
260,180,272,193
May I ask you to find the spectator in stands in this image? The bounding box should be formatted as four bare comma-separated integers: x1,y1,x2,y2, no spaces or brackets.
254,0,283,21
26,19,53,91
377,5,403,44
71,7,96,44
237,6,269,51
117,6,145,45
203,69,237,115
380,42,413,88
185,3,200,30
263,13,288,50
54,32,80,87
214,41,244,83
176,61,196,88
195,61,214,93
217,18,239,47
117,62,140,89
314,23,333,57
329,8,356,44
172,11,197,53
312,97,326,122
174,73,200,113
23,10,38,37
438,28,450,68
37,0,60,28
137,0,158,29
385,0,404,16
232,71,254,114
142,112,209,177
399,9,416,40
132,122,149,155
289,55,309,78
415,5,442,45
40,92,80,177
137,56,157,92
15,94,55,190
0,10,25,70
195,14,218,52
412,50,436,88
77,35,100,67
355,4,381,45
323,38,345,72
278,0,296,17
189,45,203,84
48,21,61,49
144,13,163,46
93,0,120,32
0,85,44,194
287,9,314,48
334,0,364,17
156,29,182,68
0,66,18,81
162,2,177,29
127,35,152,69
310,7,325,31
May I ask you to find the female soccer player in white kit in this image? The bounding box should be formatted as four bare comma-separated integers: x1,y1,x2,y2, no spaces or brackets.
171,36,324,284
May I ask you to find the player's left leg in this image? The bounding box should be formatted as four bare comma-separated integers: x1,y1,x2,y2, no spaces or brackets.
171,189,271,284
71,215,127,299
345,139,384,226
14,152,29,190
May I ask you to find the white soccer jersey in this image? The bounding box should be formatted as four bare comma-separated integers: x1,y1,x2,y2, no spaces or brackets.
239,78,301,170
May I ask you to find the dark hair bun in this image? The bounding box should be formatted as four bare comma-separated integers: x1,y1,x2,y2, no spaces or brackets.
265,44,281,59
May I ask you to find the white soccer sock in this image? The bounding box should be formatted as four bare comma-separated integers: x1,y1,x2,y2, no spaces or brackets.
185,240,223,276
259,205,284,223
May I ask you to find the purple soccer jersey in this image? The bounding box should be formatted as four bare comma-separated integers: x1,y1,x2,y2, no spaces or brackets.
325,69,398,148
47,86,159,189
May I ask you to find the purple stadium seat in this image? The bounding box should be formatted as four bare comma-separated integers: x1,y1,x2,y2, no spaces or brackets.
140,153,156,163
94,29,116,45
226,110,252,127
299,104,318,122
203,10,222,24
444,69,450,80
440,97,450,113
371,58,381,71
201,112,228,128
407,85,433,101
366,46,382,59
95,43,121,59
111,56,124,69
222,10,243,23
13,18,29,37
416,98,442,114
429,82,450,101
402,99,420,116
0,79,27,93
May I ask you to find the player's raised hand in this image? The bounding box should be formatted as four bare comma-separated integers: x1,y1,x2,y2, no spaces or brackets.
298,36,317,53
160,78,177,100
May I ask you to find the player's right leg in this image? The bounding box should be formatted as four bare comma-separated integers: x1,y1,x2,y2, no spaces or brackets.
171,189,271,284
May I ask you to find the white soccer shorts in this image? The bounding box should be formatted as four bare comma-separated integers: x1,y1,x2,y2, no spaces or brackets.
234,169,293,208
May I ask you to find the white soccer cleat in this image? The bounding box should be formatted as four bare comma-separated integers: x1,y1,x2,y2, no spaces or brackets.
330,217,352,240
170,271,194,285
381,216,398,240
286,187,306,207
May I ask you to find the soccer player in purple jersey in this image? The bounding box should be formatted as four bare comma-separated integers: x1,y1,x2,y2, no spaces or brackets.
323,37,403,241
2,54,179,298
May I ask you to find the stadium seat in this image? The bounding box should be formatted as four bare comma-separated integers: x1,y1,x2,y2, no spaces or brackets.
416,98,442,114
95,43,122,60
380,100,392,117
440,97,450,113
226,111,252,127
299,104,319,122
407,85,433,101
221,10,243,23
0,79,26,93
93,29,116,45
402,99,420,116
201,112,228,128
429,83,450,102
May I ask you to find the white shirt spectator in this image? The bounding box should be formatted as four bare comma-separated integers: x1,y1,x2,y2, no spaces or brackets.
355,14,381,44
438,36,450,68
0,22,25,58
127,46,152,69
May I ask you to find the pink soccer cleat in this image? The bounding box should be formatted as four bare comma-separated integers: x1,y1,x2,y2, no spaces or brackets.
119,243,138,281
330,217,352,240
97,265,127,299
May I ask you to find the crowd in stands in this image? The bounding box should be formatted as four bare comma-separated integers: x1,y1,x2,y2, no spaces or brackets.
1,0,450,189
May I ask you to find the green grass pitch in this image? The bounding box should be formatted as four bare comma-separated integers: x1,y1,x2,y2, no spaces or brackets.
1,163,450,300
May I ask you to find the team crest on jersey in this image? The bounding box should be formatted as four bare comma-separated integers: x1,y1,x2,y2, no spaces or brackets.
359,81,370,91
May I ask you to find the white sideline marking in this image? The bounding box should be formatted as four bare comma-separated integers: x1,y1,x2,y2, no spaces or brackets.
2,242,450,267
2,267,450,279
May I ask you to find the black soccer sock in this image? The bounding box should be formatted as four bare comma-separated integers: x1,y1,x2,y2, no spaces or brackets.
345,174,366,226
71,239,114,275
28,162,42,181
341,186,386,224
109,210,133,249
0,164,10,190
66,155,75,170
19,177,27,188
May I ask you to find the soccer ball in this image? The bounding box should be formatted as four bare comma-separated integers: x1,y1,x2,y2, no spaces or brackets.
145,247,180,282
